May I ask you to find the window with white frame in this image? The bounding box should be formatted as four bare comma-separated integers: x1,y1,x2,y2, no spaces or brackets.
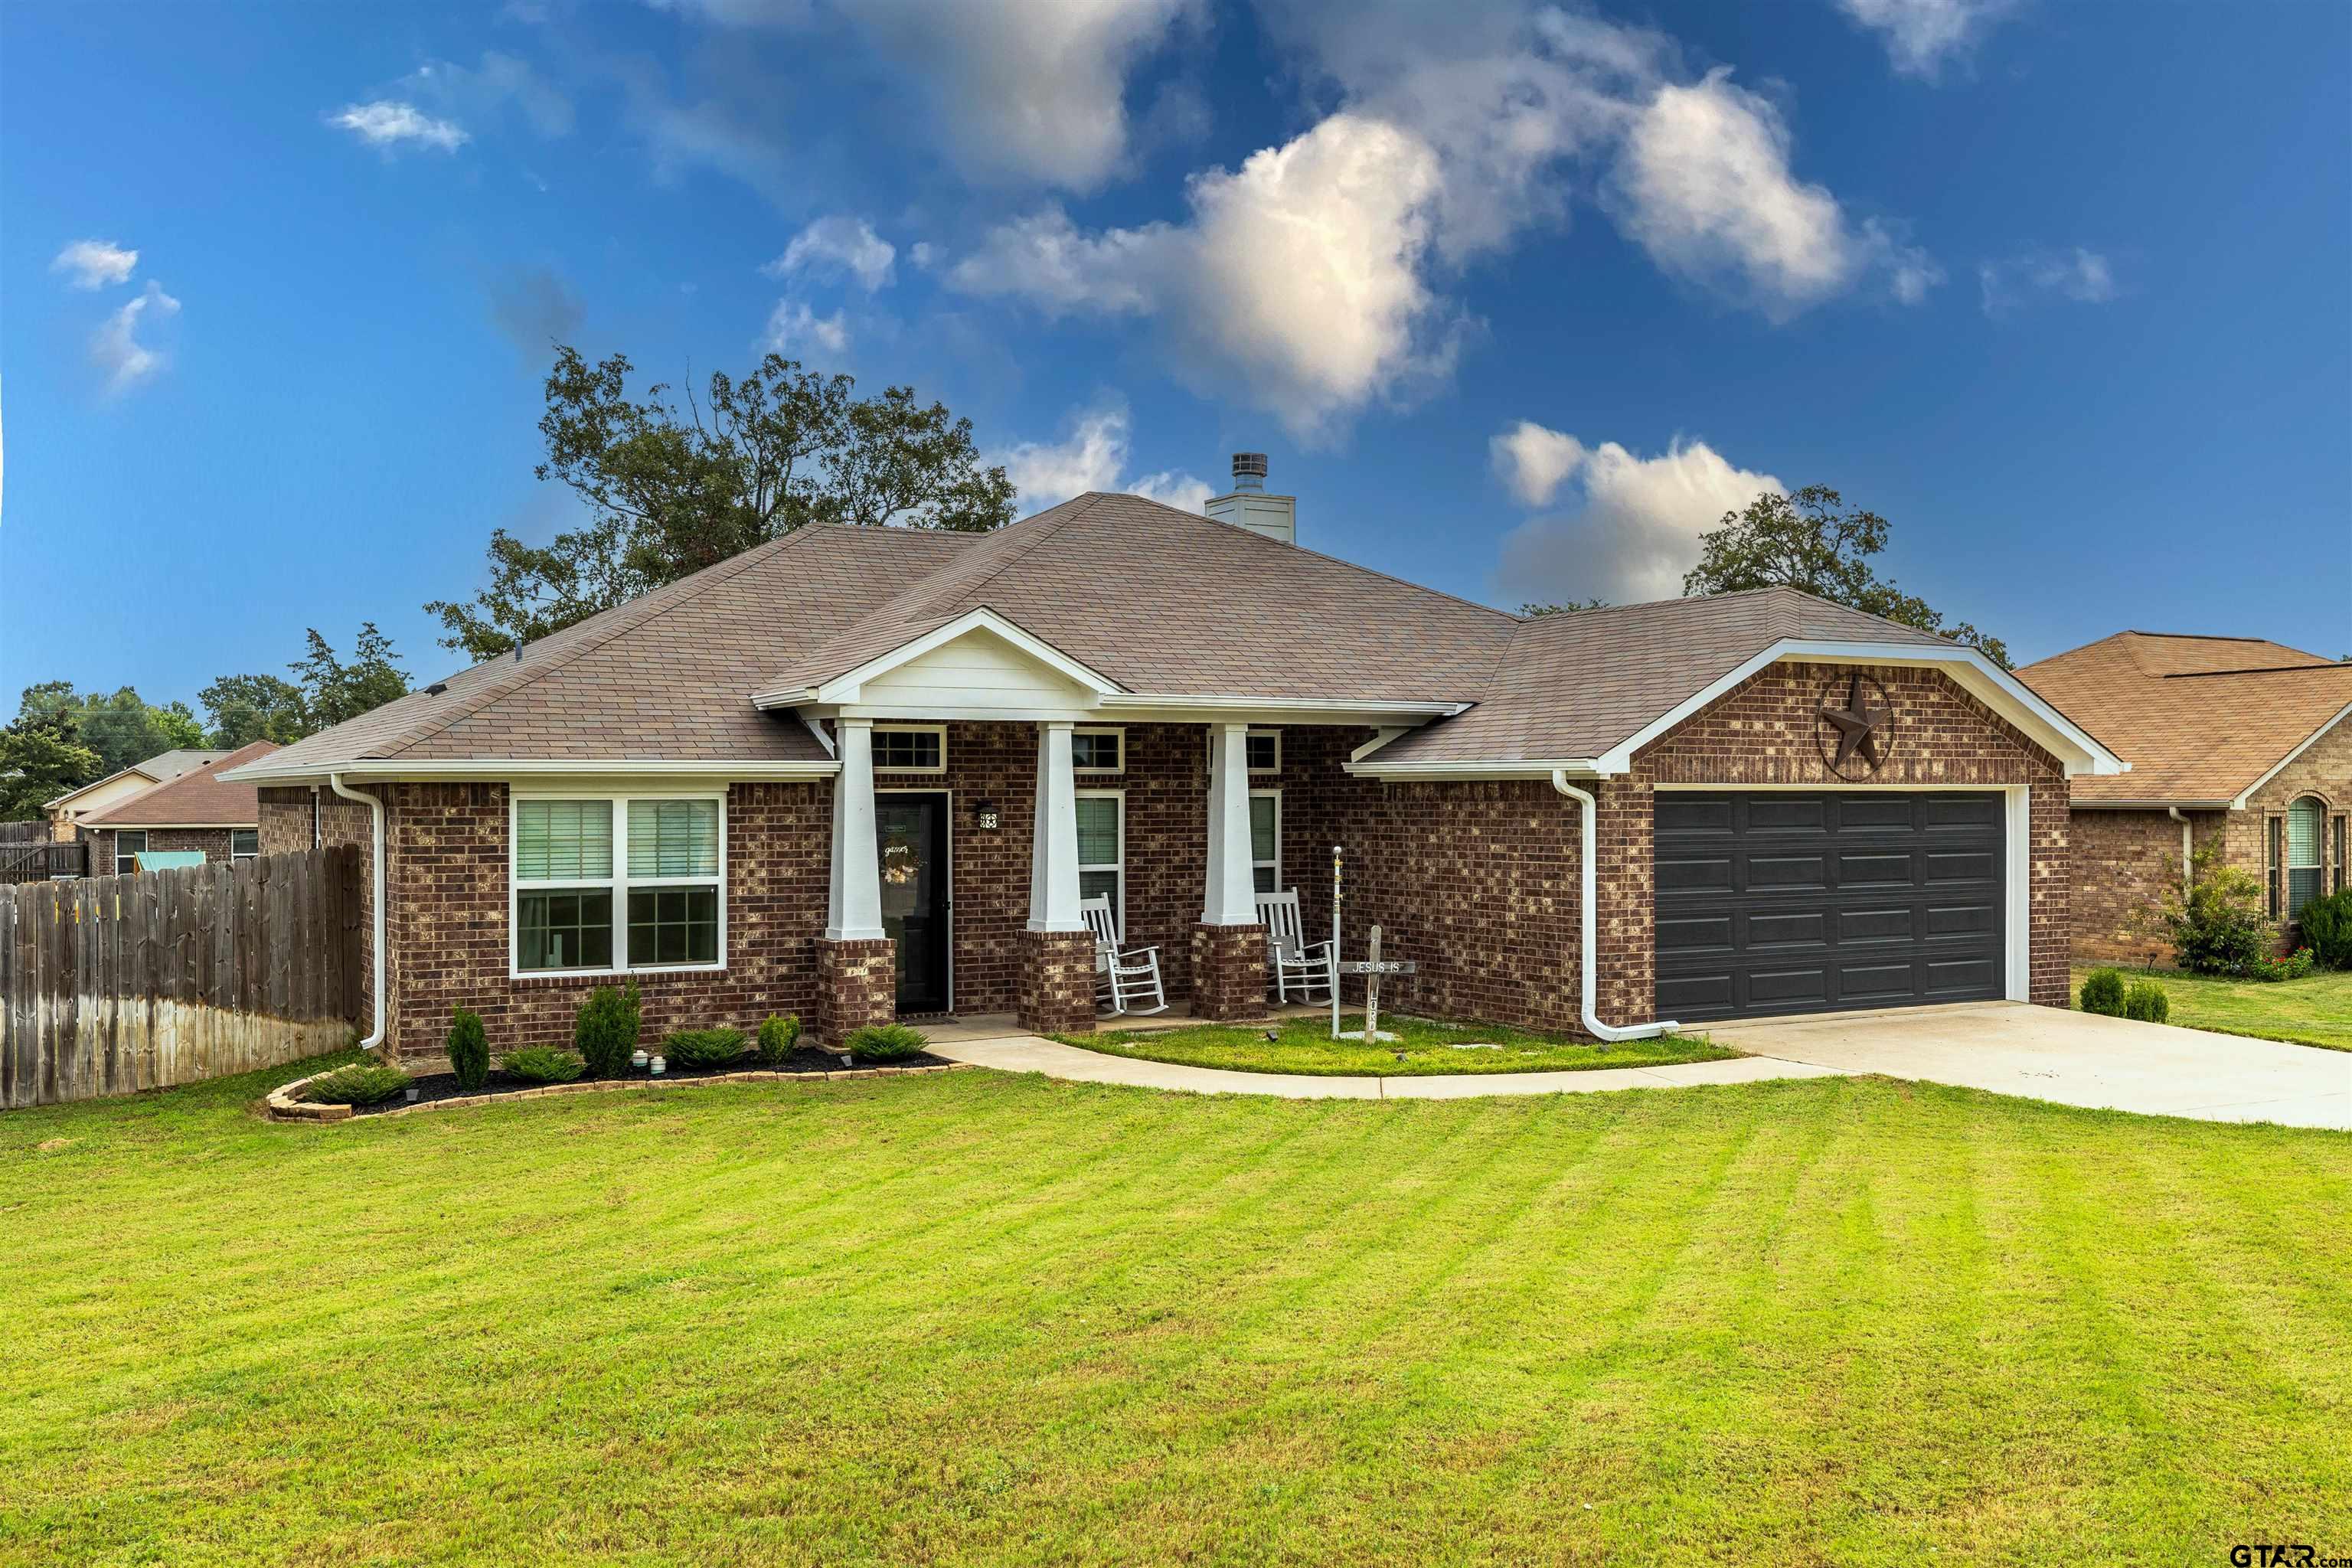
1076,790,1123,923
114,830,147,874
1073,727,1124,773
2287,795,2324,919
873,725,946,773
230,829,260,861
512,795,723,974
1246,729,1280,773
1250,789,1279,894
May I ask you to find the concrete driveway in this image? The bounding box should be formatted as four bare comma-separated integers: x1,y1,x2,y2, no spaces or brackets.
1705,1001,2352,1129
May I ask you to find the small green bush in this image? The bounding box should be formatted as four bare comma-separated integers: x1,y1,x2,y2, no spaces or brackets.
2078,968,2126,1016
2296,888,2352,970
756,1014,802,1067
574,982,642,1079
503,1047,587,1084
2122,981,2169,1024
305,1063,412,1106
842,1022,930,1063
446,1008,489,1091
2151,846,2276,976
2245,946,2317,983
665,1027,747,1070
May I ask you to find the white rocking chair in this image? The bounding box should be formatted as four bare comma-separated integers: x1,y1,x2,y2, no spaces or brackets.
1080,895,1168,1017
1256,889,1335,1004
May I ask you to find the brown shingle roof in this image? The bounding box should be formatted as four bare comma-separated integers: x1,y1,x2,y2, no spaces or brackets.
85,741,279,827
1370,588,1958,765
2018,632,2352,804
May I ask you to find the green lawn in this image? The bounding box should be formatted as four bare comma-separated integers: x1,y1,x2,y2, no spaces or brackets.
2073,965,2352,1052
1060,1011,1738,1076
3,1056,2348,1566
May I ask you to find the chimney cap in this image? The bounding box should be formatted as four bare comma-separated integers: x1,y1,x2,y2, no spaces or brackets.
1231,452,1268,479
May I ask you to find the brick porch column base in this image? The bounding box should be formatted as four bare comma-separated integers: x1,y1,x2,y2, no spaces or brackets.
813,936,897,1047
1189,923,1269,1021
1018,928,1097,1035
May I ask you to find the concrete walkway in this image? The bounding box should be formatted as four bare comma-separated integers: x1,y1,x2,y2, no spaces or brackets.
1708,1001,2352,1130
919,1015,1849,1101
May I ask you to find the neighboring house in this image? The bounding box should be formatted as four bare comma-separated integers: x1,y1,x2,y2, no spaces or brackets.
222,472,2122,1061
42,748,230,842
2020,632,2352,963
80,741,279,875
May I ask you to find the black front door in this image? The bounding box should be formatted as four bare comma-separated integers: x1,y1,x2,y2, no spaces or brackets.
876,792,950,1013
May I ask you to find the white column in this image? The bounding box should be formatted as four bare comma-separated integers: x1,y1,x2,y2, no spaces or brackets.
1027,720,1085,933
1201,721,1259,925
825,718,884,940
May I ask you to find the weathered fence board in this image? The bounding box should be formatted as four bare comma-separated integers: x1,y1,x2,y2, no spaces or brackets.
0,847,360,1109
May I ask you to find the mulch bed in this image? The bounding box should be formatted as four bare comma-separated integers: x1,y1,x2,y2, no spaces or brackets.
336,1047,956,1116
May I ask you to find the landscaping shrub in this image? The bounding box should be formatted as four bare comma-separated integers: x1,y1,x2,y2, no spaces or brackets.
503,1047,587,1084
2151,846,2275,976
2122,981,2170,1024
446,1008,490,1091
2296,888,2352,970
842,1022,930,1063
2245,946,2317,983
305,1063,412,1106
574,983,642,1079
2078,968,2126,1017
665,1027,747,1069
756,1014,802,1067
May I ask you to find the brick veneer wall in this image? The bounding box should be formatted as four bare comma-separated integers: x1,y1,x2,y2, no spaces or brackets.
1189,923,1270,1021
1017,928,1097,1034
814,936,897,1047
2066,808,2220,965
2239,714,2349,947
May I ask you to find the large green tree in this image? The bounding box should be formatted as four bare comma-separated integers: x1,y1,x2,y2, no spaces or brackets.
0,709,102,821
1681,486,2012,668
426,348,1018,661
197,673,310,748
285,625,412,731
13,683,204,777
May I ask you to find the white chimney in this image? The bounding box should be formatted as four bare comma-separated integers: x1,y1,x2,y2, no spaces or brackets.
1204,452,1295,545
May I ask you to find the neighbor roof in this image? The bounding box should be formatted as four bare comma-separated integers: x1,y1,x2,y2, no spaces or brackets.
38,748,229,812
2018,631,2352,805
226,493,2111,782
83,741,279,828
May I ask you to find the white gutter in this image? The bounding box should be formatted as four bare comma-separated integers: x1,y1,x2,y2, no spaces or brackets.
330,773,387,1054
2169,806,2193,894
1550,770,1681,1043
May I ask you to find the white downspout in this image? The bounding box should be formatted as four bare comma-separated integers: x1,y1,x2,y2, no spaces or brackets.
2167,807,2191,893
1551,770,1681,1042
329,773,387,1054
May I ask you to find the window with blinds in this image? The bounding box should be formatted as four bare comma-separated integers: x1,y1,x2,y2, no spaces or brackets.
513,796,722,974
1076,793,1122,916
2287,796,2324,919
1250,791,1279,894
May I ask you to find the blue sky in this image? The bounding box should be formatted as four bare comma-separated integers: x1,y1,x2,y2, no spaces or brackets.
5,0,2347,710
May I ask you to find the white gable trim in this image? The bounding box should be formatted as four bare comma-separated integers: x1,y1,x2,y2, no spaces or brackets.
2230,698,2352,809
751,609,1123,709
1589,639,2128,779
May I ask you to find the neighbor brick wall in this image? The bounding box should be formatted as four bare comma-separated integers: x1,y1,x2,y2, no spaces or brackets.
80,826,238,876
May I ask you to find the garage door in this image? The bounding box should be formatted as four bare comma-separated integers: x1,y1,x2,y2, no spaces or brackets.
1655,791,2006,1023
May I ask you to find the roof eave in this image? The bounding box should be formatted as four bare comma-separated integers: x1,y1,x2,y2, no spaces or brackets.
220,758,842,785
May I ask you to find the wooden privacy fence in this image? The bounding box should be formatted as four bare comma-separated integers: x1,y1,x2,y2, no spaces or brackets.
0,846,362,1109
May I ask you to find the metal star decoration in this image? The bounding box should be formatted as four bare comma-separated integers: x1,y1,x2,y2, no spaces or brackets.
1820,673,1891,772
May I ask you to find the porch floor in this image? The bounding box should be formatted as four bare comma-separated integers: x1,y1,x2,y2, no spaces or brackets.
921,1000,1328,1046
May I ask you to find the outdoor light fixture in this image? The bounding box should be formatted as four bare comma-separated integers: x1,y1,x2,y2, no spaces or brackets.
975,799,1001,831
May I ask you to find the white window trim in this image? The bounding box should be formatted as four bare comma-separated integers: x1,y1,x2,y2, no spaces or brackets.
2287,795,2326,917
230,829,260,862
872,723,947,775
507,790,728,979
1076,786,1125,933
1073,726,1125,775
115,830,147,875
1246,728,1281,774
1250,786,1281,894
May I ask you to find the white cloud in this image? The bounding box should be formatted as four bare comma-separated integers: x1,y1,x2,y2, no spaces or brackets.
1838,0,2017,78
1491,428,1782,606
90,280,181,395
1978,247,2116,316
402,52,574,138
1611,70,1933,317
998,403,1211,514
327,100,470,152
51,239,139,289
906,241,938,270
764,215,896,292
951,8,1926,437
761,299,850,358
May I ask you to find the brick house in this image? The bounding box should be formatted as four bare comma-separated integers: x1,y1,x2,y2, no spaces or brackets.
79,740,279,874
223,479,2122,1062
2019,632,2352,963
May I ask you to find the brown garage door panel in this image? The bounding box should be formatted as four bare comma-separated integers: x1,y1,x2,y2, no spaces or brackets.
1655,791,2006,1022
